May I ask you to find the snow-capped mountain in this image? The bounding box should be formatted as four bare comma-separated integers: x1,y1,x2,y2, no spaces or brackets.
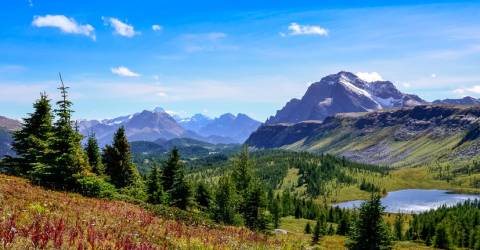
433,96,480,105
266,71,426,124
79,108,198,146
176,113,261,143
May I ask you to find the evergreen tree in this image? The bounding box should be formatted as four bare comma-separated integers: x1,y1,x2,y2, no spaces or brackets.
161,147,181,193
146,164,165,204
243,182,269,231
160,148,192,209
214,176,238,225
6,92,53,176
348,194,392,250
312,217,326,244
103,127,139,188
47,78,89,187
393,214,404,241
433,224,452,250
337,216,351,236
195,182,211,210
231,145,253,193
305,222,312,234
85,133,104,175
271,197,282,229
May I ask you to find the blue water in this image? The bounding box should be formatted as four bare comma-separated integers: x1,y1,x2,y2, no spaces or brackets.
334,189,480,213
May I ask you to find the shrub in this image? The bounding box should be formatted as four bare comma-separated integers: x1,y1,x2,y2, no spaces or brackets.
74,174,117,198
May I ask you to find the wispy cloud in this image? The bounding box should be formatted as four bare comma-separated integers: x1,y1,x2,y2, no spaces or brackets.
32,15,95,40
111,66,140,77
453,86,480,96
282,22,328,37
356,72,384,82
103,17,138,37
152,24,162,32
181,32,236,53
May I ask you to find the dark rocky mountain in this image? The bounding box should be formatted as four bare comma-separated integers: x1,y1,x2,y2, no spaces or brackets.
433,96,480,105
79,108,199,146
266,71,426,124
0,116,21,157
247,105,480,167
176,113,261,143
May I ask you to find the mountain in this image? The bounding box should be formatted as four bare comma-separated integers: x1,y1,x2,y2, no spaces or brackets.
176,113,261,143
247,105,480,167
79,108,199,146
0,116,21,157
433,96,480,105
266,71,426,124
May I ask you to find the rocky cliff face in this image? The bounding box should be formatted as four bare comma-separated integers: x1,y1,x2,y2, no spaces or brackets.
266,71,426,124
247,105,480,167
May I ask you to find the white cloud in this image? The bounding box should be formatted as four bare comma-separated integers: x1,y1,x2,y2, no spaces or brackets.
356,72,384,82
431,73,437,78
111,66,140,77
181,32,235,53
104,17,138,37
286,22,328,36
453,86,480,95
32,15,95,40
152,24,162,31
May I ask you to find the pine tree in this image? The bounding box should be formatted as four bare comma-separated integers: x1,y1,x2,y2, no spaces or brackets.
195,182,211,210
347,194,392,250
159,148,192,209
161,147,181,193
312,217,326,244
393,214,404,241
146,164,166,204
243,183,269,231
305,222,312,234
214,176,238,225
433,224,452,250
271,197,282,229
337,215,350,236
6,92,53,176
231,145,253,193
47,76,89,187
85,133,104,175
103,127,139,188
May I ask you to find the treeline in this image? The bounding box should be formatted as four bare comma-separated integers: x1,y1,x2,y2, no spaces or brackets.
406,200,480,249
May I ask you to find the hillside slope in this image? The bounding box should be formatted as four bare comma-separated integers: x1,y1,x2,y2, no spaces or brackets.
247,105,480,167
0,174,302,249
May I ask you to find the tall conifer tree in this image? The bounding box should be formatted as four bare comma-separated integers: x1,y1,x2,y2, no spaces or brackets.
85,133,104,175
103,126,139,188
7,92,53,176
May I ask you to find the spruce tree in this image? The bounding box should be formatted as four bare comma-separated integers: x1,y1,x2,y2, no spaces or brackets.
103,126,139,188
305,222,312,234
231,145,253,193
7,92,53,176
337,216,351,236
347,194,392,250
195,182,211,210
243,183,269,231
169,162,192,209
48,77,89,187
312,217,325,244
146,164,165,204
271,197,282,229
161,147,180,193
433,224,452,250
214,176,238,225
85,133,104,175
393,214,404,241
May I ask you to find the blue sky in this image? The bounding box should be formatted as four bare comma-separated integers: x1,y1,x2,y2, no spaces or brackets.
1,0,480,121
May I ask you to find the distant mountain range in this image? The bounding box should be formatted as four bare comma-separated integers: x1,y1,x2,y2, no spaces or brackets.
79,108,261,146
0,116,21,157
176,113,261,143
247,105,480,167
433,96,480,105
266,71,426,124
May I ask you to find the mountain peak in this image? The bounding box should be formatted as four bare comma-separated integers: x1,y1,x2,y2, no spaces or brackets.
266,71,427,124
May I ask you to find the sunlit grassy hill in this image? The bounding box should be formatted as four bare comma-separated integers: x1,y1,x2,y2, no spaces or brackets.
0,174,303,249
